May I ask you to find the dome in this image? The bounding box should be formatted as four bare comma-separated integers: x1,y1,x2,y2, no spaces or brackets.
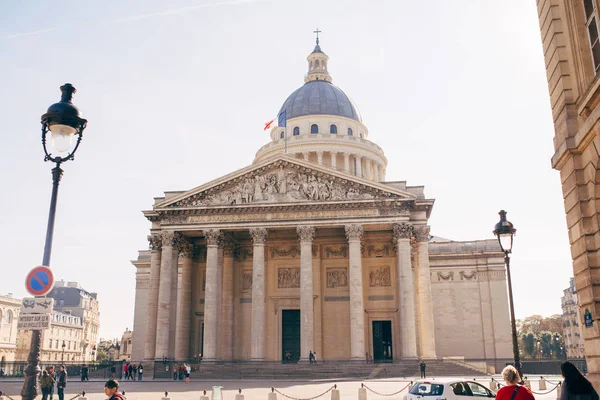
278,80,362,122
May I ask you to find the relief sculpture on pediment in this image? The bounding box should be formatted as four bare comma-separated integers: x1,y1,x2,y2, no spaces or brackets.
242,271,253,290
326,268,348,288
369,266,391,287
175,165,376,207
278,268,300,288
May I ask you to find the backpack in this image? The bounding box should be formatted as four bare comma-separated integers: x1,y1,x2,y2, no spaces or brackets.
41,375,53,389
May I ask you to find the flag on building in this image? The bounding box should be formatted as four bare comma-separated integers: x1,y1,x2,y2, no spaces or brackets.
278,110,287,128
264,119,275,131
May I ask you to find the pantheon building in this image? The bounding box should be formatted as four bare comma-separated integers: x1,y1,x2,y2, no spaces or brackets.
130,39,512,372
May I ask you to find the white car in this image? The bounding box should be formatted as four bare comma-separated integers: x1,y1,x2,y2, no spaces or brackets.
405,379,496,400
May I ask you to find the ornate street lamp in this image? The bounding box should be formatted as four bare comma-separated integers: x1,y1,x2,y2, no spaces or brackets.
21,84,87,400
61,341,66,362
493,210,521,378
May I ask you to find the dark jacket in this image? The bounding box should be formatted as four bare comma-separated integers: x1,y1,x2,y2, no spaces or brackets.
561,381,600,400
57,370,67,388
109,394,126,400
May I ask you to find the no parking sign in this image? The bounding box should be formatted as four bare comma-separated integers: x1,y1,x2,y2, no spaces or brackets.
25,266,55,297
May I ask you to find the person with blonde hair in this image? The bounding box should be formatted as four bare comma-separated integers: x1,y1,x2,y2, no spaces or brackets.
495,365,535,400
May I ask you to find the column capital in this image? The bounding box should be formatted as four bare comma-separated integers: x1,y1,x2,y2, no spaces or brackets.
414,225,431,242
250,228,268,245
179,240,198,258
297,226,316,243
148,233,163,251
393,223,413,240
222,236,239,258
161,231,182,247
331,151,338,156
345,224,363,242
203,229,222,246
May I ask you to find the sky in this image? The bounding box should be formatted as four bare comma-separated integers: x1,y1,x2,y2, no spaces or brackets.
0,0,570,341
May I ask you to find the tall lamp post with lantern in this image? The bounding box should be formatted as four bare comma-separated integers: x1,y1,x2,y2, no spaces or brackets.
21,84,87,400
493,210,522,378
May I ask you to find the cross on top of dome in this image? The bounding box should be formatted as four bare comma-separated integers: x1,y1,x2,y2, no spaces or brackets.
312,28,323,54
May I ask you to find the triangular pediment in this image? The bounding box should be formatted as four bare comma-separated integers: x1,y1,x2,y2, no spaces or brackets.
155,156,416,210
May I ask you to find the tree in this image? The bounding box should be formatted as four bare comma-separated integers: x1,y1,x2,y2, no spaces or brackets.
521,332,536,358
96,349,109,364
517,314,566,359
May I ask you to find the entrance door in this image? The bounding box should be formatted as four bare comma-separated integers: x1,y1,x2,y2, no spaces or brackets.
281,310,301,363
372,321,393,362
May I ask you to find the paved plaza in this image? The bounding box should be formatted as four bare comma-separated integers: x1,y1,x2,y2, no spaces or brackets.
0,376,563,400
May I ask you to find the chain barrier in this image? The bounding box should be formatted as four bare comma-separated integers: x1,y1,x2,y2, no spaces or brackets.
0,391,17,400
530,381,561,395
68,392,85,400
271,384,336,400
361,382,413,397
542,377,562,385
491,377,504,388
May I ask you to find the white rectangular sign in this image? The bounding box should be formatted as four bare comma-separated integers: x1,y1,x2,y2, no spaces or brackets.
20,297,54,314
17,314,51,330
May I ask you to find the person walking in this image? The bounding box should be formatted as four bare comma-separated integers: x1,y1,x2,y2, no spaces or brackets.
40,370,54,400
495,365,535,400
57,365,67,400
184,363,191,383
47,366,56,400
560,361,599,400
309,351,314,364
81,365,88,381
137,364,143,381
104,379,126,400
420,361,427,378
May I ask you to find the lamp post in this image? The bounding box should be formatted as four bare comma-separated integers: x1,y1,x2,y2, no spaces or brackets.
21,84,87,400
62,341,66,363
493,210,522,378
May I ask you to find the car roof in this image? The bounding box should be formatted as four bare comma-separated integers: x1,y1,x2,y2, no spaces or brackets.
413,378,481,385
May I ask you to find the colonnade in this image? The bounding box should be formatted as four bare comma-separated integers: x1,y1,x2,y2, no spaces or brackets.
143,223,436,362
298,151,385,182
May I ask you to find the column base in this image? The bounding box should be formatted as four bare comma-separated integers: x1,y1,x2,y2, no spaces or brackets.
401,356,419,360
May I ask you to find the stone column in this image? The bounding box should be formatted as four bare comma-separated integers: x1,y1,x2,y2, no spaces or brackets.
317,151,323,165
221,239,237,361
175,241,194,360
144,233,162,360
168,241,180,358
155,231,180,359
345,224,366,360
393,223,418,359
414,225,437,359
303,152,310,161
355,156,363,178
381,168,386,182
344,153,350,173
202,229,222,361
297,226,316,362
250,228,268,360
365,159,372,180
373,164,379,182
330,152,338,170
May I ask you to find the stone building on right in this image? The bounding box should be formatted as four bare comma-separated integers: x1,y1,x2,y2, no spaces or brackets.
562,277,585,358
535,0,600,386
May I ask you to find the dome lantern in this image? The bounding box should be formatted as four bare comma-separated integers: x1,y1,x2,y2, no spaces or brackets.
305,29,332,83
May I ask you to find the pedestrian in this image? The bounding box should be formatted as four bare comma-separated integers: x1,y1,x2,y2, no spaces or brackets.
47,366,56,400
137,364,143,381
179,364,185,381
104,379,126,400
40,370,53,400
184,363,191,383
420,361,426,378
309,351,314,364
110,364,116,379
132,364,137,380
560,361,599,400
81,364,88,381
57,365,67,400
495,365,535,400
313,351,317,364
123,363,129,380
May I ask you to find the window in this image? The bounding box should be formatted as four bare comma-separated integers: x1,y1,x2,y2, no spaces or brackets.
451,383,470,396
585,0,600,73
293,127,300,136
311,124,318,134
409,384,444,396
330,124,337,134
467,382,493,397
49,340,52,349
280,131,285,139
3,310,12,324
348,128,353,136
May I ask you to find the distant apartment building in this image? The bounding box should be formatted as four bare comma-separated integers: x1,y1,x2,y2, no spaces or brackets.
16,311,84,363
561,278,585,358
97,339,120,362
0,294,20,372
48,281,100,362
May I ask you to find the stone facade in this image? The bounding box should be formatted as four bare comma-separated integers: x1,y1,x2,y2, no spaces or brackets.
16,311,83,363
562,277,585,358
129,40,512,371
535,0,600,386
0,294,20,373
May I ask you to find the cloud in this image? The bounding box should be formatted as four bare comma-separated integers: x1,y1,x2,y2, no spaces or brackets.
0,0,267,41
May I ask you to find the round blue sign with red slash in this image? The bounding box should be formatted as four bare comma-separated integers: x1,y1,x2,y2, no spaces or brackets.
25,266,55,297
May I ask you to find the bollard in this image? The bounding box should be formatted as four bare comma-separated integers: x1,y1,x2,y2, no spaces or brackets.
200,389,209,400
0,390,4,400
523,380,530,389
557,384,562,400
268,388,278,400
162,390,170,400
539,378,547,391
358,384,367,400
331,384,340,400
235,388,244,400
212,386,224,400
80,390,88,400
490,381,498,391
